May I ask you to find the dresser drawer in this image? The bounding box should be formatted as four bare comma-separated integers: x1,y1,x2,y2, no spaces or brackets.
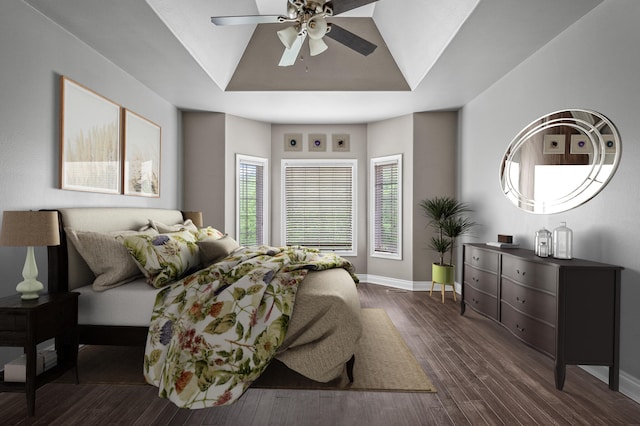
465,246,499,272
501,279,557,325
464,285,498,320
464,265,498,296
502,256,557,294
501,302,555,356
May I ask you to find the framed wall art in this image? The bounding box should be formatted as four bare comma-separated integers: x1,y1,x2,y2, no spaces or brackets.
284,133,303,152
308,133,326,152
123,109,161,197
60,76,122,194
332,134,350,152
543,134,565,155
570,134,594,155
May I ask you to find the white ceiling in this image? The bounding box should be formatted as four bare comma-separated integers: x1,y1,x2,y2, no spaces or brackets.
25,0,603,124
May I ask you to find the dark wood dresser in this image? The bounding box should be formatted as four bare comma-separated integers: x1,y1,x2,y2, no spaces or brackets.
461,243,622,391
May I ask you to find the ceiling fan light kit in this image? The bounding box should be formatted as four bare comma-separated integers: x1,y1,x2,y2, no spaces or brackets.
211,0,379,67
277,26,300,49
309,37,329,56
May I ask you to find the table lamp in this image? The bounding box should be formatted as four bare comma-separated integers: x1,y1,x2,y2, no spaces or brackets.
183,211,203,228
0,211,60,299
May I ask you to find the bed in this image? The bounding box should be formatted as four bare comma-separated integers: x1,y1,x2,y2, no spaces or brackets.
46,207,362,406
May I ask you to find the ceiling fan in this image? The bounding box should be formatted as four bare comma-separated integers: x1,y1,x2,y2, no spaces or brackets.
211,0,379,67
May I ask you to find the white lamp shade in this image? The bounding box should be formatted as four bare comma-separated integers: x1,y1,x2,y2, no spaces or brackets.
307,16,328,40
277,26,299,49
309,37,328,56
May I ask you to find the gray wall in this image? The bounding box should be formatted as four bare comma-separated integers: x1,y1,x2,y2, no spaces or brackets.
0,1,180,364
182,113,271,235
367,115,414,282
225,115,272,237
412,112,458,282
182,111,226,230
459,0,640,391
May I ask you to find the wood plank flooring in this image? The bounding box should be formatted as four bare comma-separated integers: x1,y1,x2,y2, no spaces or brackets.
1,283,639,425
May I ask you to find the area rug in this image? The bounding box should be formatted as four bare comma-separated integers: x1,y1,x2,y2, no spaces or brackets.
57,309,435,393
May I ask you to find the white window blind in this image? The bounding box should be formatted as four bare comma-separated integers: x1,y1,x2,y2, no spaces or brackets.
371,155,402,259
236,155,268,246
283,160,356,255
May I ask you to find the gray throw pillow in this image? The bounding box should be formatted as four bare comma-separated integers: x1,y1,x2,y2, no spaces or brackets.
198,235,240,266
65,228,157,291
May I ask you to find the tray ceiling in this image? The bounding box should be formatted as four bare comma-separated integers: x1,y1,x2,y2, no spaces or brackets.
23,0,603,123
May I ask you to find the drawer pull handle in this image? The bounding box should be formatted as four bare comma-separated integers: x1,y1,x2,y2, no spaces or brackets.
471,298,479,305
472,256,480,261
516,324,525,332
516,269,526,276
472,277,479,282
516,297,526,304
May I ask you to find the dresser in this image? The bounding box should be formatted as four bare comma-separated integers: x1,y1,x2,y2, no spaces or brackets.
461,243,622,391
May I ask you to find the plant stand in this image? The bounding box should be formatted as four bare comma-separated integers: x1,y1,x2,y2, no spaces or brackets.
430,264,456,303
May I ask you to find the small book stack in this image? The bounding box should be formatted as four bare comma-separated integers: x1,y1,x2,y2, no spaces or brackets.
486,234,520,249
3,350,57,382
486,241,520,248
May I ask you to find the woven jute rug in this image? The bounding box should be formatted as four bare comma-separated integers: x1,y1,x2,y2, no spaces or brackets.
58,308,435,393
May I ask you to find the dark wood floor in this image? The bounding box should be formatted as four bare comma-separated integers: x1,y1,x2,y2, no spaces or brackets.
2,283,640,425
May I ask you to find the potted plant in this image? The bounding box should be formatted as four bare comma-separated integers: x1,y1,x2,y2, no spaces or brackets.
418,196,476,290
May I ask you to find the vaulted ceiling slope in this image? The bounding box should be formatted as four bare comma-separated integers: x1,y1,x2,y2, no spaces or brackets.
25,0,602,124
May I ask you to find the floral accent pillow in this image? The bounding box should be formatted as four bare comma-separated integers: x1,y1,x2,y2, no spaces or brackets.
148,219,198,234
118,230,200,288
194,226,225,241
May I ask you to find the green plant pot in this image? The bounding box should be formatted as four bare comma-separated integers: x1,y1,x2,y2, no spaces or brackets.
432,263,454,284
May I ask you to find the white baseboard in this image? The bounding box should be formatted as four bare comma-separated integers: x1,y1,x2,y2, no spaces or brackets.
358,274,640,405
580,365,640,404
358,274,460,294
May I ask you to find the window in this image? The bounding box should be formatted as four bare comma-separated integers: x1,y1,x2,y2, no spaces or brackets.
236,155,268,246
370,154,402,259
282,159,356,256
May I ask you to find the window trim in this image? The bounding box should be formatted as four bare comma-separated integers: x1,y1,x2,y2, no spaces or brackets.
370,154,402,260
281,159,357,256
235,154,269,246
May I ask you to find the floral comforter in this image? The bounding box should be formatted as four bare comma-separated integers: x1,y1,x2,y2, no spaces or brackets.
143,245,357,408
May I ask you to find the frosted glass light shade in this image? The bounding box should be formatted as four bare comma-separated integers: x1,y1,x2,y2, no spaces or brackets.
307,16,327,39
277,26,299,49
309,37,328,56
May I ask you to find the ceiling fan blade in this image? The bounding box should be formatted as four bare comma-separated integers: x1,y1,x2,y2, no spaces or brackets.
210,15,282,25
279,33,307,67
325,24,377,56
329,0,379,16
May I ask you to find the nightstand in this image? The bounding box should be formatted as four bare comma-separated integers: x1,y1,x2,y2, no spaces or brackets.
0,292,79,416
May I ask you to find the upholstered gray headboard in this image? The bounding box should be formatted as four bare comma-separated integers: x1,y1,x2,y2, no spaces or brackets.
48,208,187,292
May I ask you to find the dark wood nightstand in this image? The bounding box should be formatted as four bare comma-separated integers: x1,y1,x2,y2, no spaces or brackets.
0,292,79,416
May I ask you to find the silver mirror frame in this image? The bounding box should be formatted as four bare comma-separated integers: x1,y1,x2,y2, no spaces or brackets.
500,109,621,214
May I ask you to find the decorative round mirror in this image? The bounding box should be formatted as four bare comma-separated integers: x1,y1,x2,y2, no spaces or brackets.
500,109,621,214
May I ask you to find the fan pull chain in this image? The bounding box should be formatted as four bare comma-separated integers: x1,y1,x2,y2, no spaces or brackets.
299,54,309,72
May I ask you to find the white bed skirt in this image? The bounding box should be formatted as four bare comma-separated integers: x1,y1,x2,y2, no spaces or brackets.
75,280,162,327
